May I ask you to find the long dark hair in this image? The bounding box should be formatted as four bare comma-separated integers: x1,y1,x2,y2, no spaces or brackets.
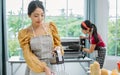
81,20,99,43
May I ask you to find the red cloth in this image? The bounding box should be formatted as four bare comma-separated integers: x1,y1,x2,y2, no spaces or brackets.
89,34,105,47
117,61,120,72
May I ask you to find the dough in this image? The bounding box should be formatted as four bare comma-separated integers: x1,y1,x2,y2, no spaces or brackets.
101,68,108,75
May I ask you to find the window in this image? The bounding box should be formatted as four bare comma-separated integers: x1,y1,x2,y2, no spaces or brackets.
108,0,120,56
45,0,85,37
6,0,32,57
6,0,85,57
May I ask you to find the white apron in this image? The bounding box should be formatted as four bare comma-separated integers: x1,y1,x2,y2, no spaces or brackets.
25,24,68,75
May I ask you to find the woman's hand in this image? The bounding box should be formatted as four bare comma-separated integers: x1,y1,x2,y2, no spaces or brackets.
52,46,60,55
44,66,52,75
80,36,87,39
82,48,86,52
54,46,60,51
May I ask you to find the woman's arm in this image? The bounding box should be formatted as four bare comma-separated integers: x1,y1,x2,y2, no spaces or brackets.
18,29,47,73
83,44,96,53
49,22,64,55
80,36,88,39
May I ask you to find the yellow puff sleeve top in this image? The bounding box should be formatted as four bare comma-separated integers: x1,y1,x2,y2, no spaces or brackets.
18,22,64,73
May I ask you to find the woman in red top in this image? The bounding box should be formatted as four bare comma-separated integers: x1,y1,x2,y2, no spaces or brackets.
80,20,106,68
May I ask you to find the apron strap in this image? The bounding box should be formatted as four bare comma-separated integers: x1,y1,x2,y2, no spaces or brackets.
31,26,36,37
42,24,49,35
31,24,49,37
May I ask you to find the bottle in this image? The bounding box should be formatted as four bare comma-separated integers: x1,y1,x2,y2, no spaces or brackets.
56,46,64,64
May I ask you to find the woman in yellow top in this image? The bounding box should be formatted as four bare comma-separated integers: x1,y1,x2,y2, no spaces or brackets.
18,1,64,75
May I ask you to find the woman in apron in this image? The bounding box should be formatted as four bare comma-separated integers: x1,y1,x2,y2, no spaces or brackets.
80,20,106,68
18,1,64,75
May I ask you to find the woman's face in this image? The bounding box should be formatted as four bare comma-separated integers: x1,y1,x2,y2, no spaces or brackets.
82,29,89,34
29,7,44,26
